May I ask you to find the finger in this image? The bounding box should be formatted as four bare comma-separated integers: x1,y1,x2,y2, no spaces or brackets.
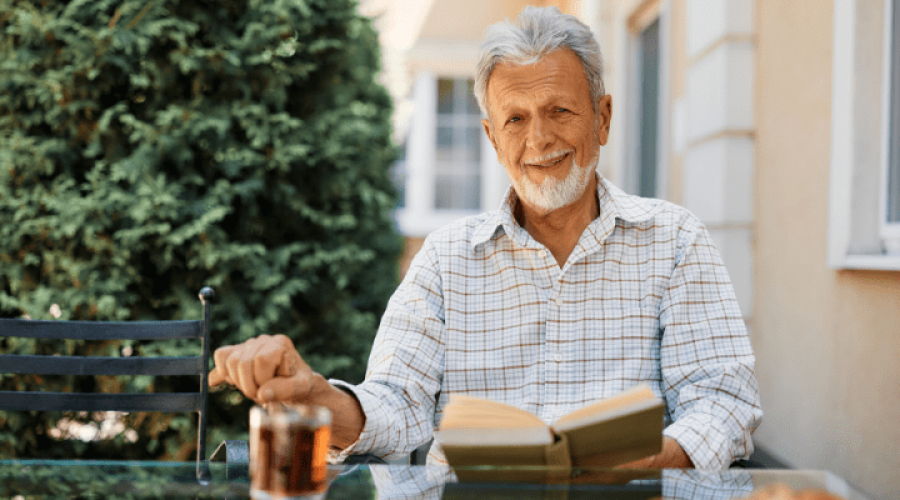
234,342,263,402
252,339,290,390
271,334,308,378
225,343,258,400
213,345,237,384
257,373,311,404
209,367,227,387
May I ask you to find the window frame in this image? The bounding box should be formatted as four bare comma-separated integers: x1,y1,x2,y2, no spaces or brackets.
827,0,900,269
880,0,900,253
394,72,509,237
433,78,483,211
615,0,671,200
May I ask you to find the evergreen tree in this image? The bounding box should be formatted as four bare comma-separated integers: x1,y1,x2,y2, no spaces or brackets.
0,0,402,459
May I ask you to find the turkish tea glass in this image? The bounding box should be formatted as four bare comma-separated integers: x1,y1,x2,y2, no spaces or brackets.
249,404,332,500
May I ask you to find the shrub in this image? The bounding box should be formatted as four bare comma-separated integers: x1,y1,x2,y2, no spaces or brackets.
0,0,402,459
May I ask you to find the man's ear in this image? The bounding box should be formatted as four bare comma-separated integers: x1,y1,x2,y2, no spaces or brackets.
596,94,612,146
482,118,502,162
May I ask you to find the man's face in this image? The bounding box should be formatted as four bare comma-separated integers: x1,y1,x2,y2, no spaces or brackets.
482,48,612,214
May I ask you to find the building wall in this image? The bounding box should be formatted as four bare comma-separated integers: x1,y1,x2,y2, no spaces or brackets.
399,237,426,279
681,0,757,326
754,1,900,499
598,1,900,497
666,0,686,206
391,3,900,496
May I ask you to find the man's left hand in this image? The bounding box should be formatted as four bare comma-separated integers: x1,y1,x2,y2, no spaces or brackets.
617,437,694,469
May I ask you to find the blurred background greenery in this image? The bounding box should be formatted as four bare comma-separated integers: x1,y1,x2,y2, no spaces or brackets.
0,0,402,459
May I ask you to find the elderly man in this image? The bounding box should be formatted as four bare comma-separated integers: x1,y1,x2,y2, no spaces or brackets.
209,6,762,471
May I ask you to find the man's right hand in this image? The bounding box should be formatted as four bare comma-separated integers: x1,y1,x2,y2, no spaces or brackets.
209,334,367,449
209,334,315,405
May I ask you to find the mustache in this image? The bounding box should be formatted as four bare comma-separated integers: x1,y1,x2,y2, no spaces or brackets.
523,149,573,166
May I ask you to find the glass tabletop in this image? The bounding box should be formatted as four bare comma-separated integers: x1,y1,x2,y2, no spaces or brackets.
0,460,871,500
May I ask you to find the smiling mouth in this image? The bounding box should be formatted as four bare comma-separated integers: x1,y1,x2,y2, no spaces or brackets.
525,152,571,168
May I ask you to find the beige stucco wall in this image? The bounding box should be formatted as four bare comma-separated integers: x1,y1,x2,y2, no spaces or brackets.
418,0,552,41
754,1,900,499
406,1,554,83
666,0,686,205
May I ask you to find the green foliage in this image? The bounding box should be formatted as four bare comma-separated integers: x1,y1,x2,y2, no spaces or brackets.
0,0,402,459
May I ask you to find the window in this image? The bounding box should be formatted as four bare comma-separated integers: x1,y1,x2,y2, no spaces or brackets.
883,0,900,253
393,73,509,237
391,140,406,209
622,2,668,200
435,79,482,210
827,0,900,268
634,18,660,198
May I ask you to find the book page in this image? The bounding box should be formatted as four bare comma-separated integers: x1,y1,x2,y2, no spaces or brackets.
439,394,553,447
552,384,661,432
440,394,546,429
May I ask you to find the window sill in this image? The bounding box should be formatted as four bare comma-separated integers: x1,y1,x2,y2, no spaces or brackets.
833,253,900,271
395,208,481,238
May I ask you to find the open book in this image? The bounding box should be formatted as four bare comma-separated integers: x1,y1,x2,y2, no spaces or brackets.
438,384,664,475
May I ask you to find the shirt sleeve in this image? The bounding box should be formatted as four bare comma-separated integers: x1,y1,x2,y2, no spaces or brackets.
329,235,446,462
658,217,763,470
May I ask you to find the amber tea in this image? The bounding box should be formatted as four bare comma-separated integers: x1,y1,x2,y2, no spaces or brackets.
250,404,332,500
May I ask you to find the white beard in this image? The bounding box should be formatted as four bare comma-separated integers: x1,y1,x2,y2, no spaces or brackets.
510,155,596,214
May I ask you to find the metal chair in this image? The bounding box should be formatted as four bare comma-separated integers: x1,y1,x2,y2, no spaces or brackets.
0,287,215,481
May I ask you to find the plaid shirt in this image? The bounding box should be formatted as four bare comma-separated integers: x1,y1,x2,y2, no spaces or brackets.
334,175,762,470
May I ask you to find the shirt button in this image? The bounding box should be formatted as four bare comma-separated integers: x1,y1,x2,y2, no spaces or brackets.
554,354,563,362
538,250,547,259
553,297,563,307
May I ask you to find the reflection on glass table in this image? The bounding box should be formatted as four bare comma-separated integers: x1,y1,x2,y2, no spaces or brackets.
0,461,870,500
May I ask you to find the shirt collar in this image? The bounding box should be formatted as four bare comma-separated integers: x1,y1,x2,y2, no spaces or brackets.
470,187,520,250
470,174,663,251
598,176,663,223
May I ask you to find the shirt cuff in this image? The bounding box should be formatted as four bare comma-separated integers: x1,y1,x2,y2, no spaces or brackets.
328,379,401,461
326,381,363,463
663,413,750,471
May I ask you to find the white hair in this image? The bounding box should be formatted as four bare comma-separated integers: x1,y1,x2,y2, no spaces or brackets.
474,6,606,119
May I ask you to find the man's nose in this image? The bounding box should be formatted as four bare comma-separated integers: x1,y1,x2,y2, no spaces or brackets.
525,116,554,151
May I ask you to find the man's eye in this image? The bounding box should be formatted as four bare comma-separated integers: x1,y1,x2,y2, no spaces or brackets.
556,108,569,113
508,116,521,123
